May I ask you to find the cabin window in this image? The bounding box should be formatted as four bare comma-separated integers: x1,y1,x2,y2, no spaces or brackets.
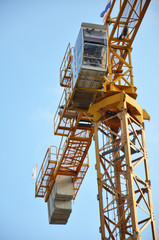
83,43,107,68
83,29,107,45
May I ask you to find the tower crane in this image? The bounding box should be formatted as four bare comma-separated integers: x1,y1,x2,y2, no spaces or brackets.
35,0,157,239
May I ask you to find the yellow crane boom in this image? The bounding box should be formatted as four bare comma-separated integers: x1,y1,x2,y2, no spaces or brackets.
35,0,157,239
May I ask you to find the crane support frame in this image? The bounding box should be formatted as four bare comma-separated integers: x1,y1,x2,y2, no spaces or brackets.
94,110,157,239
35,0,157,239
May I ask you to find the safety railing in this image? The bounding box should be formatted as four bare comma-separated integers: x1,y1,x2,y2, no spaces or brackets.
54,90,65,134
73,154,89,199
56,135,67,161
35,146,57,198
60,43,73,87
54,87,77,136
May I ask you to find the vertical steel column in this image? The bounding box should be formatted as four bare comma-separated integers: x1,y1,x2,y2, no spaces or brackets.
112,136,126,239
120,110,140,239
141,124,157,240
94,122,106,240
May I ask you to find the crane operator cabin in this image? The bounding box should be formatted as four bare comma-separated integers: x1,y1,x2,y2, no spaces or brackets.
71,23,107,109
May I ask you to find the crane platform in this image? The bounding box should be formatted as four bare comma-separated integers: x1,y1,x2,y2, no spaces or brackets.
35,121,93,201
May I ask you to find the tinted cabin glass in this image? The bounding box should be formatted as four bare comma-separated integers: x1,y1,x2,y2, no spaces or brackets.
83,29,106,68
83,29,107,45
83,44,106,68
83,29,107,69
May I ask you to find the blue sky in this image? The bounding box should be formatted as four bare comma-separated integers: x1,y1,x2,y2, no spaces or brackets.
0,0,159,239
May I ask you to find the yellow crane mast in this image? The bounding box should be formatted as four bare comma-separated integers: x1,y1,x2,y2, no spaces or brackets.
35,0,157,239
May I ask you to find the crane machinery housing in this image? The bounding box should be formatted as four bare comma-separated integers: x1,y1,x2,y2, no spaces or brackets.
35,0,157,239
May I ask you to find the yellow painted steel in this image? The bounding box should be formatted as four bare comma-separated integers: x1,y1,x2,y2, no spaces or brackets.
35,0,157,239
89,92,150,123
93,111,157,239
92,0,156,239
